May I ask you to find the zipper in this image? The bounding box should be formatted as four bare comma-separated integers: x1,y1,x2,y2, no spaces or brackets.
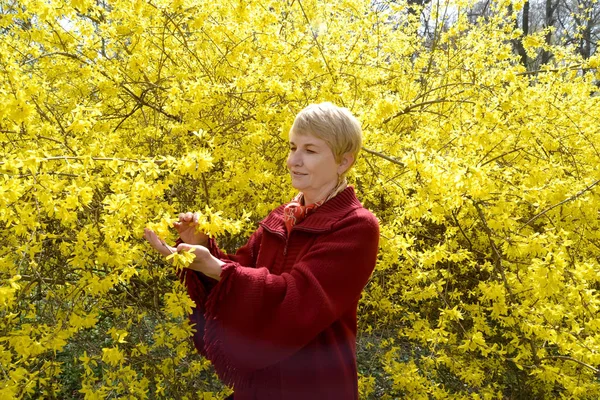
282,233,289,256
260,223,288,255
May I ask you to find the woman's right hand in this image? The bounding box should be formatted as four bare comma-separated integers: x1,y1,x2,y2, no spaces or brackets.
174,212,209,246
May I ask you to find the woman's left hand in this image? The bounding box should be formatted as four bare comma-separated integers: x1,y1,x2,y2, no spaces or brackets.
144,228,224,280
144,228,175,257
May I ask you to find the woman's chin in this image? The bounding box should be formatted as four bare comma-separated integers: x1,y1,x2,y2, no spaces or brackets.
290,177,307,190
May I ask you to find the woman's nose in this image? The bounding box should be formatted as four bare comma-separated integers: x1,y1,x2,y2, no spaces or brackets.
287,151,302,167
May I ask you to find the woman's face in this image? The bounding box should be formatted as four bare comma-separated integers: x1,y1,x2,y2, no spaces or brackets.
286,131,344,198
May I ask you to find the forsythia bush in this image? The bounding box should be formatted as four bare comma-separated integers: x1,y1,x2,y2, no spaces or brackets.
1,0,599,398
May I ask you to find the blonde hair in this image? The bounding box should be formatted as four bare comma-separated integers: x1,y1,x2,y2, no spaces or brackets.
290,102,362,171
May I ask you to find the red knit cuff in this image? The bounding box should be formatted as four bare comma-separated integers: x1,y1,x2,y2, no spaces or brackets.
175,237,219,286
202,262,251,390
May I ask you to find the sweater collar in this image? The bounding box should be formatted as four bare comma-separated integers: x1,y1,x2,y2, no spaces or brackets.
259,186,362,236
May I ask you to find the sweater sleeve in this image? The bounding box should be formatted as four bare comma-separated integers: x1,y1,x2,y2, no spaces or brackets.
179,226,263,298
202,209,379,386
181,227,264,356
205,226,263,268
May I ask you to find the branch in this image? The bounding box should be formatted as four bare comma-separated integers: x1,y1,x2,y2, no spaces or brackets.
479,147,524,167
0,156,169,166
472,200,516,301
452,208,474,251
515,64,587,76
539,355,599,375
120,85,182,123
22,51,91,65
112,104,141,133
361,147,406,168
296,0,335,80
404,249,469,337
412,82,474,103
382,98,471,124
6,172,80,178
518,177,600,232
37,135,77,156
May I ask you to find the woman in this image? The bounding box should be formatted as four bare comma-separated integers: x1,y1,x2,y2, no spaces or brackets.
144,102,379,400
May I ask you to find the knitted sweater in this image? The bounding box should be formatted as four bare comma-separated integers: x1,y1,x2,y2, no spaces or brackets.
181,186,379,400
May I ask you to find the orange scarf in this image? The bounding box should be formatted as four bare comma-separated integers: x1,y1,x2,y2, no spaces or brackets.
283,179,347,237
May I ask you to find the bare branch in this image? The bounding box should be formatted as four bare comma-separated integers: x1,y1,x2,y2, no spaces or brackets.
361,147,406,168
472,200,516,301
296,0,335,80
516,64,586,76
540,356,599,374
0,156,169,166
382,97,473,124
518,178,600,232
479,147,524,167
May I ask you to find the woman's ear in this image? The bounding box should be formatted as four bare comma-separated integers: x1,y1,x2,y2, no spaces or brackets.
338,152,354,175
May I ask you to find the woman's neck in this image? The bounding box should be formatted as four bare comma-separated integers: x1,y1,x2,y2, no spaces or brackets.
302,180,346,205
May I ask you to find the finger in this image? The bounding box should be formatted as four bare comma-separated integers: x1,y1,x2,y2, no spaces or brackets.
176,243,209,261
185,212,193,222
144,228,160,244
192,212,199,224
179,213,185,221
144,229,172,256
176,243,196,253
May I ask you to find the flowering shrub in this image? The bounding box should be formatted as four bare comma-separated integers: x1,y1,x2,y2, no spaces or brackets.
1,0,599,398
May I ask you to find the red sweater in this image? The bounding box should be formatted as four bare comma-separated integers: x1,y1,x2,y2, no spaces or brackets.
181,186,379,399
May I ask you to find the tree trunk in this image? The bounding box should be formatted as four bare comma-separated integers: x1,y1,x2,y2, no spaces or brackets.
581,22,592,59
541,0,557,64
511,1,529,68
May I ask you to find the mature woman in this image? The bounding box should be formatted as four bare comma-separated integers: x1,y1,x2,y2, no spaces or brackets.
144,102,379,400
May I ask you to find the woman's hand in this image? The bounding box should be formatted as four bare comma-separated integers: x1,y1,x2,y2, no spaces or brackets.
173,212,209,246
176,242,225,281
144,228,176,257
144,228,224,280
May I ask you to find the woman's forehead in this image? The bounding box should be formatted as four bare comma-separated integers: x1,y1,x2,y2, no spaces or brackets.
289,131,327,146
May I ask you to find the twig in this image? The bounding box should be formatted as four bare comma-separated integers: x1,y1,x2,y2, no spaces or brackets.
452,209,474,251
518,177,600,232
22,51,91,65
120,84,182,122
296,0,335,80
6,173,80,178
361,147,406,168
479,147,524,167
472,200,516,301
0,156,168,166
516,64,588,76
539,355,599,374
382,98,471,124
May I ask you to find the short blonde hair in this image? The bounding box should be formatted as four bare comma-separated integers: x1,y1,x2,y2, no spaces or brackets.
290,102,362,171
